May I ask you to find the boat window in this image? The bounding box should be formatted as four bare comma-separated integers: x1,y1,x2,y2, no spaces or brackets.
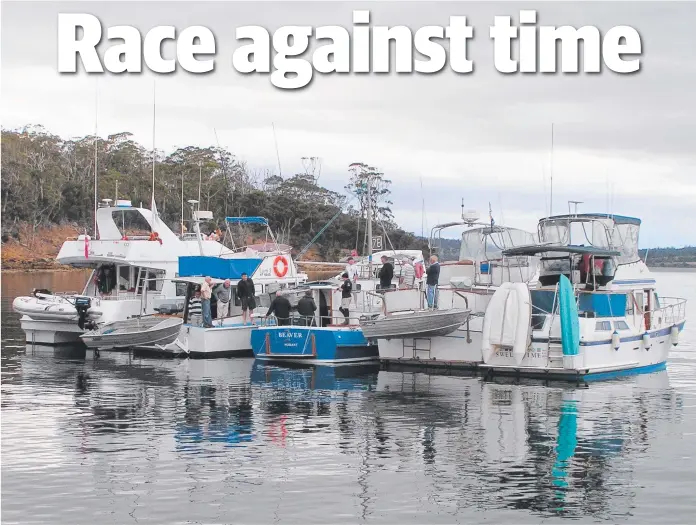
595,321,612,331
118,266,131,290
634,291,644,314
531,290,556,314
460,227,536,262
626,294,635,315
147,271,164,291
540,218,612,250
578,293,626,318
175,282,187,296
111,209,152,238
611,223,640,263
615,320,630,330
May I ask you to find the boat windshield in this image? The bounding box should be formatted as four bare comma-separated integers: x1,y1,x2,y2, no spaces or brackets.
460,227,536,262
540,217,639,263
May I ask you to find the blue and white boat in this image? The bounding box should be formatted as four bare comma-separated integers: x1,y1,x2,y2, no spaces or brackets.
480,212,687,380
137,216,308,357
251,173,423,365
251,281,382,364
377,211,687,382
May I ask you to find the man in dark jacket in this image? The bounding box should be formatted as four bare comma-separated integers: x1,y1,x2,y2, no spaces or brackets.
378,255,394,290
237,273,256,325
297,290,317,326
266,291,292,326
337,273,353,325
426,255,440,309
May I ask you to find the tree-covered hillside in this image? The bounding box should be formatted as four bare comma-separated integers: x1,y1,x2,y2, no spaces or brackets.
1,126,434,261
638,247,696,267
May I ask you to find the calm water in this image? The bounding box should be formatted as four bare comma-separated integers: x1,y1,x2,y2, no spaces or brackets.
2,270,696,524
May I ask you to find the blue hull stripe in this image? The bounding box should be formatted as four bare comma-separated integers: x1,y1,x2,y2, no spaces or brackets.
583,361,666,381
612,279,656,285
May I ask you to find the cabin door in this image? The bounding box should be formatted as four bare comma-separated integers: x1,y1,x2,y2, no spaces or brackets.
644,289,652,330
634,292,645,330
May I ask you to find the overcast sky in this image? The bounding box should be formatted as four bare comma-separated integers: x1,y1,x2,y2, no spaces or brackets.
2,1,695,247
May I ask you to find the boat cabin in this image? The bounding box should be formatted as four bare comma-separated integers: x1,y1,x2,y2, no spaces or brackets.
430,219,538,286
504,213,641,289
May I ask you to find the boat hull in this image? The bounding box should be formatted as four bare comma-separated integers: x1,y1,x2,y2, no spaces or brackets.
379,320,684,381
21,317,85,345
361,308,470,339
81,317,183,349
136,319,256,358
251,326,379,364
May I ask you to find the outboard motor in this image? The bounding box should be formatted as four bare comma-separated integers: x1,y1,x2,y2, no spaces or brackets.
74,297,92,329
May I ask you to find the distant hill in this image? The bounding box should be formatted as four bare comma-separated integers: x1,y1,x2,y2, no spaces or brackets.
639,246,696,268
425,236,461,261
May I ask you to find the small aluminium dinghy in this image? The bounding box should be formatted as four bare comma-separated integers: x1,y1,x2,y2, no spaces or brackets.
360,308,470,340
80,317,183,350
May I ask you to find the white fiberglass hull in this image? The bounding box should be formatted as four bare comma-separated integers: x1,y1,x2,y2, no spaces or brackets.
136,316,257,358
21,317,85,345
379,318,683,381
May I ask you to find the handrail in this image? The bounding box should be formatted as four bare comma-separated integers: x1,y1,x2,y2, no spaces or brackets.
650,297,687,327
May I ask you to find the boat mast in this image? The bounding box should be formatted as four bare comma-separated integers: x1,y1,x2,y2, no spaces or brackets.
151,82,156,212
180,171,184,236
550,122,554,217
272,122,282,178
198,163,202,209
93,83,98,238
366,173,373,274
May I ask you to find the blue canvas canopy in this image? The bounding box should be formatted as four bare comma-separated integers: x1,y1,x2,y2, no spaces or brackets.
178,256,263,280
225,217,268,226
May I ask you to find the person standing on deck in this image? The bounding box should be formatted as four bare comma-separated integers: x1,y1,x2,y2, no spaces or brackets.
188,287,203,326
399,258,416,289
378,255,394,291
266,290,292,326
297,290,317,326
200,277,214,327
345,257,360,283
237,273,256,325
214,279,232,321
337,273,353,325
426,255,440,309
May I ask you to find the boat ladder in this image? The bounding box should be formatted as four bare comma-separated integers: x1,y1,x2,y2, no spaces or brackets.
547,342,564,368
402,337,432,359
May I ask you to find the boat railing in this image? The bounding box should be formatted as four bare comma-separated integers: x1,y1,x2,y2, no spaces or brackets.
257,311,372,327
651,297,687,327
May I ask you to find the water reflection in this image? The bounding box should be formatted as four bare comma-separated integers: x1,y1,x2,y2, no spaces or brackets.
0,344,690,522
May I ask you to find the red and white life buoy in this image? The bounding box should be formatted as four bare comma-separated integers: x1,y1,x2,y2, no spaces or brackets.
273,255,289,278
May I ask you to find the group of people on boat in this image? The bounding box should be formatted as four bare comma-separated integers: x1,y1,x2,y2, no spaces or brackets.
346,253,440,309
187,273,257,327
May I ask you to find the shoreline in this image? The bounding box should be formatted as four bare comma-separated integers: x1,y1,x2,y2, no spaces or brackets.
2,265,693,275
1,266,86,274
